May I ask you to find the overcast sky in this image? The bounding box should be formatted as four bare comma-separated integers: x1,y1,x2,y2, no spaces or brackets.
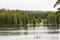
0,0,59,11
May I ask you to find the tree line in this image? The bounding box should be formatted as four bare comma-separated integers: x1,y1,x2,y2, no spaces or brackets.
0,9,59,27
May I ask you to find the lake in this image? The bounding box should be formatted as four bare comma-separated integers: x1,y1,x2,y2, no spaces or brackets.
0,26,60,40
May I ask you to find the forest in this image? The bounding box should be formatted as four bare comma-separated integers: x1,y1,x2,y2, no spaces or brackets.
0,9,59,28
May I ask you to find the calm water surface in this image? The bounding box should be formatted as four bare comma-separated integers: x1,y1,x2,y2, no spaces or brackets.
0,26,60,40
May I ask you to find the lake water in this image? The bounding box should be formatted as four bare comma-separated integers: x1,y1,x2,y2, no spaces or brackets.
0,26,60,40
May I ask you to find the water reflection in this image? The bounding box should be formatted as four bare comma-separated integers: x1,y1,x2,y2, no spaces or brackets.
0,26,59,35
0,26,59,40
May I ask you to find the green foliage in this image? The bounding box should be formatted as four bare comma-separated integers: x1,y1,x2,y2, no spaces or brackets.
0,9,42,27
46,12,56,24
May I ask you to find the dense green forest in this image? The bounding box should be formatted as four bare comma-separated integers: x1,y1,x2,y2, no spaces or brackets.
0,9,60,28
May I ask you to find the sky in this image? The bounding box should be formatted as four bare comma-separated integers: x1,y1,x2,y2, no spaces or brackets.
0,0,59,11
